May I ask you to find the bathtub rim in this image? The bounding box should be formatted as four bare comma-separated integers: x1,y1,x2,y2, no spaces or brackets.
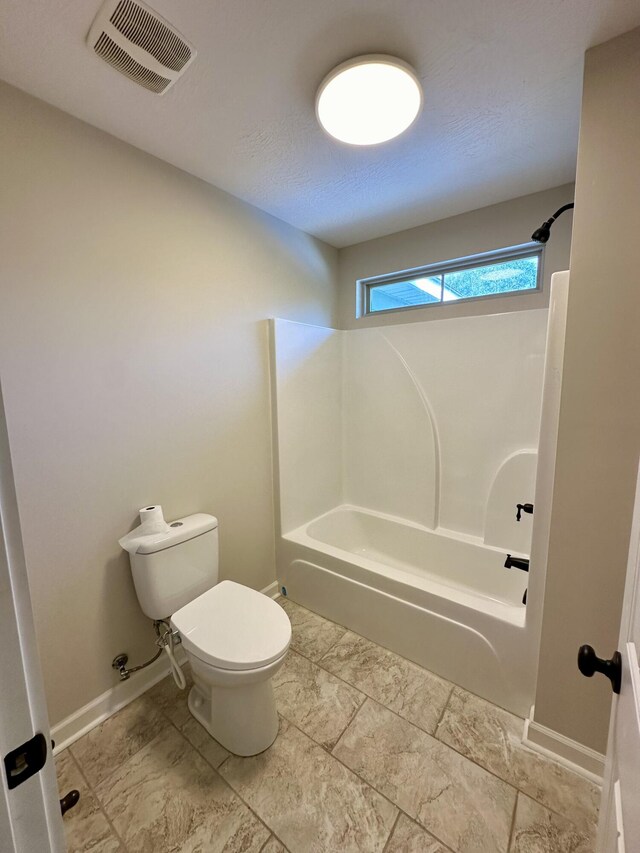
283,503,527,627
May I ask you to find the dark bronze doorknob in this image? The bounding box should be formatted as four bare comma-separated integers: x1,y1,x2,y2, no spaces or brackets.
577,645,622,694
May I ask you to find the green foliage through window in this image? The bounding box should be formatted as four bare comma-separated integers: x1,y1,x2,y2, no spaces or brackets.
364,247,541,315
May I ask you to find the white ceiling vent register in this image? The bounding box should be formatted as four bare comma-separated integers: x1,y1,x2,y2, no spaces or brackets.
87,0,196,94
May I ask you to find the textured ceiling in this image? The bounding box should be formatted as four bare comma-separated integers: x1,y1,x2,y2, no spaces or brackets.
1,0,639,246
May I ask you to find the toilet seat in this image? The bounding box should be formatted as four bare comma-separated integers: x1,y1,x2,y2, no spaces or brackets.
171,580,291,671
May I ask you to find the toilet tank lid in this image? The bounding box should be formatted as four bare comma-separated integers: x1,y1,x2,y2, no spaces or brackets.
134,513,218,555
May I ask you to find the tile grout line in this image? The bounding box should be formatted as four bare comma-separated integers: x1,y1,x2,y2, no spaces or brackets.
429,707,598,831
506,790,521,852
217,752,231,773
283,717,406,839
108,601,594,852
160,708,287,851
380,810,401,853
66,748,129,853
422,676,601,815
153,697,289,852
314,630,457,732
284,611,595,829
324,720,490,853
279,595,347,634
75,667,540,853
299,614,524,750
162,705,291,851
258,829,290,852
273,648,370,749
326,693,369,755
69,680,260,853
307,642,454,740
180,621,595,839
330,748,455,853
434,684,456,732
340,688,369,741
338,689,592,842
211,762,290,853
517,784,597,831
321,706,456,853
208,757,287,847
68,693,173,794
314,626,349,660
61,594,590,853
214,774,289,853
280,629,525,846
429,712,599,829
331,687,581,832
214,711,405,847
294,642,519,789
311,650,524,794
193,661,593,851
197,602,596,846
306,604,526,720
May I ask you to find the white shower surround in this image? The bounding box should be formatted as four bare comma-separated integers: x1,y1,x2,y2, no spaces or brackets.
270,276,568,714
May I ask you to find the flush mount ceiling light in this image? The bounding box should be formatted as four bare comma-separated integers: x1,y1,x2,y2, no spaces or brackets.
316,55,423,146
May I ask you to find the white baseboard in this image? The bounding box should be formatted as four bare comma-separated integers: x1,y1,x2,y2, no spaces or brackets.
51,647,187,755
523,712,605,783
261,580,280,598
52,583,280,754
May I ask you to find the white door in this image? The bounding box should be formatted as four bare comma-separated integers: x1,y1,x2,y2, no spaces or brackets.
595,460,640,853
0,380,65,853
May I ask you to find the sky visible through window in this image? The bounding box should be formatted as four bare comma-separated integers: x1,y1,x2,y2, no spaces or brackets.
368,254,539,313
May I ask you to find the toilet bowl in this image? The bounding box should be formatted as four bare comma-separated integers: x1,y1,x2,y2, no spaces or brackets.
171,580,291,755
124,512,291,756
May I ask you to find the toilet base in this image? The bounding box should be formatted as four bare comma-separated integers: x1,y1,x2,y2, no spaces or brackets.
187,665,281,756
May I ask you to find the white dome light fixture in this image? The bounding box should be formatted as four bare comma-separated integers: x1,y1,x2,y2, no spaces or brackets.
316,54,423,146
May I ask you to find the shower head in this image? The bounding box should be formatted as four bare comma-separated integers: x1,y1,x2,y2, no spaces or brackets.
531,202,574,244
531,220,553,244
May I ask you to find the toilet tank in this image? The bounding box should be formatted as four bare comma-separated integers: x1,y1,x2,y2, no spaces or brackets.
129,513,219,619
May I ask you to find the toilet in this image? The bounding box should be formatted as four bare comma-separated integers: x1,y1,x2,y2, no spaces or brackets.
128,513,291,756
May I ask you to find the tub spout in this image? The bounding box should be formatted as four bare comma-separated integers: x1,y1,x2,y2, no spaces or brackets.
504,554,529,572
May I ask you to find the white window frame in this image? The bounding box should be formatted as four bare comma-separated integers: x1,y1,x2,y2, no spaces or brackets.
359,243,544,318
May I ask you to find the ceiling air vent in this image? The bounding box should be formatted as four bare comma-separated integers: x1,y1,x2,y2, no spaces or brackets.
87,0,196,94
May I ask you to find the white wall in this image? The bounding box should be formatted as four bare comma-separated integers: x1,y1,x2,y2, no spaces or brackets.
0,82,338,726
273,310,547,551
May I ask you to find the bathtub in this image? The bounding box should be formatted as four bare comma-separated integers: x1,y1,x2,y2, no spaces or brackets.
277,505,534,716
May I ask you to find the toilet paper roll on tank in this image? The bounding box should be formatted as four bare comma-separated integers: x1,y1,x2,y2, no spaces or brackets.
119,505,171,554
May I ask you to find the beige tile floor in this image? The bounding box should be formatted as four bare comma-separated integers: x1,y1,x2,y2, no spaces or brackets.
56,597,600,853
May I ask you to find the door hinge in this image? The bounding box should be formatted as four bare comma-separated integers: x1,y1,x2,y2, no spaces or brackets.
3,732,48,790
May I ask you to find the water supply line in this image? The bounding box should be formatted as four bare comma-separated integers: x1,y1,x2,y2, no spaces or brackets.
158,621,187,690
111,619,186,690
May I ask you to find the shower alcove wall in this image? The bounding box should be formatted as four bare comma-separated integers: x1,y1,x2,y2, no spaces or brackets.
270,273,569,715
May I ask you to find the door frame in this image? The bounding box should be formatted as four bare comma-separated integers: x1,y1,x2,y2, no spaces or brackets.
0,378,65,852
596,457,640,851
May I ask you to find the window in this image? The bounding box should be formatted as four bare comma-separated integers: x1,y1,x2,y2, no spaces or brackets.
361,244,543,316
